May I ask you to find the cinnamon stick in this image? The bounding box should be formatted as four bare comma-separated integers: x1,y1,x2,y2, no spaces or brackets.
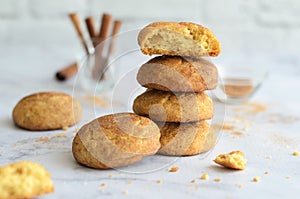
98,13,112,40
107,20,121,58
69,13,90,54
99,20,122,80
92,13,112,79
56,62,78,81
85,16,97,39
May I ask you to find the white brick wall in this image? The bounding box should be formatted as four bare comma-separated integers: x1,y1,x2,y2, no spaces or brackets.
0,0,299,69
257,0,300,26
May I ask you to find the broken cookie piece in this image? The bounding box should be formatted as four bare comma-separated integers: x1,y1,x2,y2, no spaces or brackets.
214,150,247,170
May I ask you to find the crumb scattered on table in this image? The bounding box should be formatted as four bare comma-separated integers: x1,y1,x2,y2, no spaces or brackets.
221,124,234,130
236,184,243,188
62,126,69,130
56,133,67,138
214,178,221,182
264,171,269,175
200,173,209,180
169,166,179,172
157,179,163,184
83,95,109,108
122,190,128,195
35,133,68,144
230,131,244,137
265,155,272,159
101,183,106,187
292,151,299,156
234,102,267,114
35,137,51,143
253,176,261,182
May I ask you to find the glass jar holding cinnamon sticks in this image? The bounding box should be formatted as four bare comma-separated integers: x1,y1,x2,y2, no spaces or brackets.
67,13,122,94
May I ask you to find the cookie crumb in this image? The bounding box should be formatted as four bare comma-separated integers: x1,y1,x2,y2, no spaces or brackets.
243,123,249,131
264,171,269,175
236,184,243,188
286,176,291,179
56,133,67,138
157,179,163,184
231,131,243,137
35,137,51,143
222,124,234,130
99,189,105,193
214,150,247,170
101,183,106,187
122,190,128,195
190,179,196,183
169,166,179,172
214,178,221,182
62,126,69,130
253,176,260,182
265,155,272,159
109,173,113,178
200,173,209,180
127,181,132,184
195,185,200,190
292,151,299,156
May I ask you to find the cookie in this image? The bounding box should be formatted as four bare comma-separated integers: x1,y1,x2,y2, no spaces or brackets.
133,89,213,122
72,113,161,169
214,151,247,170
157,121,215,156
12,92,82,131
0,161,54,199
138,22,221,57
137,56,218,92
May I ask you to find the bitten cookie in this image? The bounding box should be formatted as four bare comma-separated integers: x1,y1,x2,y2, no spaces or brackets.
138,22,221,57
137,56,218,92
72,113,161,169
12,92,82,131
133,89,213,122
157,121,215,156
0,161,54,199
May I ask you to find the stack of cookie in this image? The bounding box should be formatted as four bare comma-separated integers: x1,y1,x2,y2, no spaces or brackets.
133,22,221,156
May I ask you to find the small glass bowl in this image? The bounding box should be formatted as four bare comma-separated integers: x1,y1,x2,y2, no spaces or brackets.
214,56,268,104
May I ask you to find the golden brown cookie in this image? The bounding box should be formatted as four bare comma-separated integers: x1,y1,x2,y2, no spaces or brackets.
0,161,54,199
137,56,218,92
214,151,247,170
72,113,161,169
12,92,82,131
133,89,213,122
157,121,216,156
138,22,221,57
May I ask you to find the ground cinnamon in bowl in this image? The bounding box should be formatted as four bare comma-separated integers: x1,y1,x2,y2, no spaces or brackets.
222,78,254,98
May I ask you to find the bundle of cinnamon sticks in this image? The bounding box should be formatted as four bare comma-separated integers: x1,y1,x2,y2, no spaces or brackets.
56,13,121,81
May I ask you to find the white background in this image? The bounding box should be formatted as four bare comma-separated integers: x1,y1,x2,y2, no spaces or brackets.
0,0,300,72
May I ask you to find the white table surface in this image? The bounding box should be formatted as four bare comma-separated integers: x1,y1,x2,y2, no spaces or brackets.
0,44,299,199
